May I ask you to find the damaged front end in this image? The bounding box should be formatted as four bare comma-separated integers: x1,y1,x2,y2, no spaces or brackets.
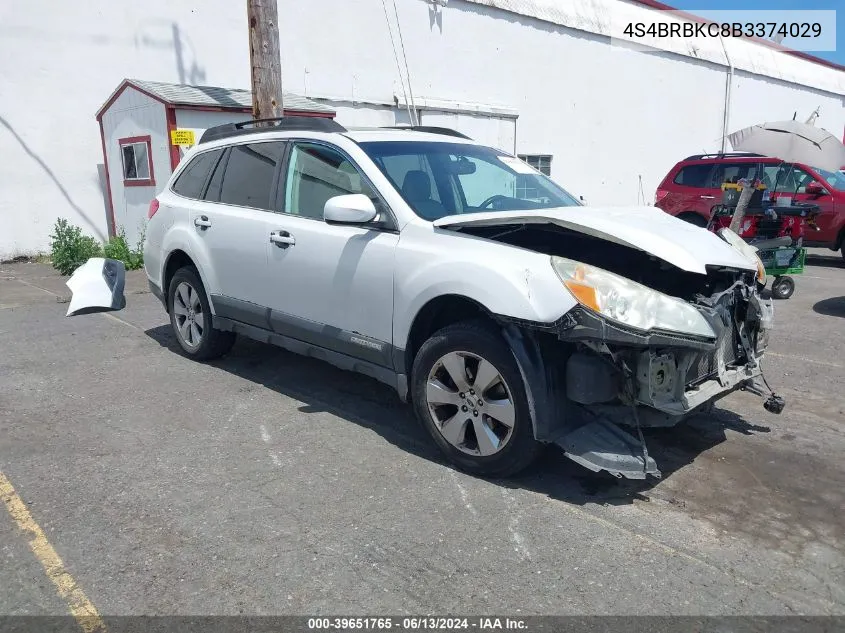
494,240,779,480
549,279,776,479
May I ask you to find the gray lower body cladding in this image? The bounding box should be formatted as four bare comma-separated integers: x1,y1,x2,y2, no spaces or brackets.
503,282,774,479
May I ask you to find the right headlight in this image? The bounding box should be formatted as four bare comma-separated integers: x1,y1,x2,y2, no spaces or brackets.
550,256,715,339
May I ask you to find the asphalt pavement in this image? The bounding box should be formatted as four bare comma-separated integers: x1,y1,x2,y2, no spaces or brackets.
1,251,843,617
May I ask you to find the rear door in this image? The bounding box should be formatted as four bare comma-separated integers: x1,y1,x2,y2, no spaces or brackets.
706,160,762,216
661,161,716,221
194,141,286,316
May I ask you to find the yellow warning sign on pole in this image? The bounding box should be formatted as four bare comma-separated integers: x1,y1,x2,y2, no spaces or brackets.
170,129,196,146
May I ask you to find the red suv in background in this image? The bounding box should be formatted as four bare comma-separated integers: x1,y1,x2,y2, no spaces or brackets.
655,153,845,259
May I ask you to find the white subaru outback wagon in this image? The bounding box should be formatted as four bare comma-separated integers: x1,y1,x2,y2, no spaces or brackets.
69,117,779,479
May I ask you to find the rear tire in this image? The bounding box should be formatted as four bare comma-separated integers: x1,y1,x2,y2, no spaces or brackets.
678,212,708,227
167,266,235,360
411,320,544,477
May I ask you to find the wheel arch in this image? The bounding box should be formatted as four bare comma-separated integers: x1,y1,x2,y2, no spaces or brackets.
402,294,493,380
677,211,708,227
161,248,216,314
403,295,570,447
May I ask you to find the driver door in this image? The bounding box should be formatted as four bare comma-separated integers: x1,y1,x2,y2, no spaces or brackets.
258,141,399,368
767,164,837,244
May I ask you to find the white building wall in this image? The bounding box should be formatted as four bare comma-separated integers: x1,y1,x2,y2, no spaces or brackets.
0,0,842,258
0,0,253,259
101,88,170,248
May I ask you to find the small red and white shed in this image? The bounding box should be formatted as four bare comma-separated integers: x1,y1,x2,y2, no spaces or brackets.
95,79,335,247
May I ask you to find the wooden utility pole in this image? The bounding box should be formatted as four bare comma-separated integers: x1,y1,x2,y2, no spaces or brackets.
729,180,756,234
247,0,284,121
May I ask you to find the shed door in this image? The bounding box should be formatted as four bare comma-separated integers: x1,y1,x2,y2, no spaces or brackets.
420,110,516,154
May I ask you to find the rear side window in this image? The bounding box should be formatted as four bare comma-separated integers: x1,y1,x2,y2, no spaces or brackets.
204,150,227,202
672,164,713,188
219,142,285,210
711,162,759,186
172,150,222,199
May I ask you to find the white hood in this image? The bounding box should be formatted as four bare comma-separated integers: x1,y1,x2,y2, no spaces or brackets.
433,206,756,275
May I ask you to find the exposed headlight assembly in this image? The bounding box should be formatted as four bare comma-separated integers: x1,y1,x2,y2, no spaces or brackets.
718,228,766,285
550,256,715,339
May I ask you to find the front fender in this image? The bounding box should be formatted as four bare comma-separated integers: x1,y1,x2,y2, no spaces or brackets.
393,227,576,347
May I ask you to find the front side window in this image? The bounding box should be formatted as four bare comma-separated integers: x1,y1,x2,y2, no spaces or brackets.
361,141,580,220
810,166,844,191
119,136,154,186
283,143,376,219
761,165,815,194
218,142,284,210
172,149,222,200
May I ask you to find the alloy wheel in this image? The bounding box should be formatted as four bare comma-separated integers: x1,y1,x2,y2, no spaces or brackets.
425,351,516,457
172,281,204,348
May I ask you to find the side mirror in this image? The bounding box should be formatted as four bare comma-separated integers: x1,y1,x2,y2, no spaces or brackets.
324,194,378,225
805,181,826,196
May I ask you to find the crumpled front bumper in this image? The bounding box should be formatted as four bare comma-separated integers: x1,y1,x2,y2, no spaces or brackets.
532,282,775,479
560,281,774,416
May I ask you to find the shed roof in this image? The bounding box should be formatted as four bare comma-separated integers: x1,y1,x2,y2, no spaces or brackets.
96,79,335,120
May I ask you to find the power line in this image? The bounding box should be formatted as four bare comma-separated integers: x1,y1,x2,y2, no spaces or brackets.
392,0,419,125
381,0,414,125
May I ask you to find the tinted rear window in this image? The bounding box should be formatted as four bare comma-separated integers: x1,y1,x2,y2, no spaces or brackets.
219,142,284,210
172,150,222,199
714,162,760,185
673,164,713,188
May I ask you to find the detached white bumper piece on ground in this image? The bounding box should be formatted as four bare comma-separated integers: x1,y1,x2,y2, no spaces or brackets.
65,258,126,317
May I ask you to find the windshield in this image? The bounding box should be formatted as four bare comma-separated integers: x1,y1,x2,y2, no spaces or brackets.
813,166,845,191
359,141,581,220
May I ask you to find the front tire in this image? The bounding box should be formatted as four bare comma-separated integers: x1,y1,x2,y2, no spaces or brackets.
678,212,708,227
167,266,235,360
411,320,544,477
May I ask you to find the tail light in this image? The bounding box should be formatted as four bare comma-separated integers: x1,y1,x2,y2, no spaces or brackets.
147,198,160,219
654,188,669,206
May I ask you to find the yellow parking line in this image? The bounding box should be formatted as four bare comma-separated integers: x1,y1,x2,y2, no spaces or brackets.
0,471,106,633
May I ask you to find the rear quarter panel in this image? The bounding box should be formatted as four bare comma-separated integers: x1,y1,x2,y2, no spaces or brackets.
148,190,220,312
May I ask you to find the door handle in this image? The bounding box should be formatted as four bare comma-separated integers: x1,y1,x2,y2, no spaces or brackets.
270,231,296,247
700,195,716,199
194,216,212,229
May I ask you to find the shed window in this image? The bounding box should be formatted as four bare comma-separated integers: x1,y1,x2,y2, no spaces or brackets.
119,136,155,186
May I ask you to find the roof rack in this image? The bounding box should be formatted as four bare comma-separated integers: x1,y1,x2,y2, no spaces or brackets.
381,125,472,140
198,116,347,144
685,152,765,160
